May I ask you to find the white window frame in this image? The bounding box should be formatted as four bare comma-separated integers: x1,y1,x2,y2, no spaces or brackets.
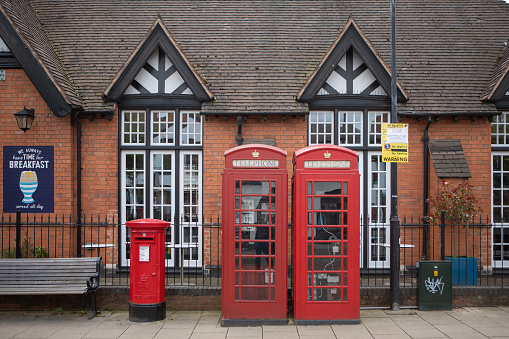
338,111,363,146
151,110,176,146
367,152,390,268
309,111,334,145
180,151,203,267
121,111,146,146
180,111,202,146
120,109,203,268
491,112,509,270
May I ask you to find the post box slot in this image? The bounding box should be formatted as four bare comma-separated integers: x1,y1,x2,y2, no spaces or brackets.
134,237,154,243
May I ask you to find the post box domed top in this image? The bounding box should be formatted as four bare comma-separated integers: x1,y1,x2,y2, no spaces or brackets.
293,145,358,170
126,218,170,228
224,144,287,170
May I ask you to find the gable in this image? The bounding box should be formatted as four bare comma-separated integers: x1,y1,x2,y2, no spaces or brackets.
318,47,387,96
124,47,193,96
297,18,407,105
104,18,213,104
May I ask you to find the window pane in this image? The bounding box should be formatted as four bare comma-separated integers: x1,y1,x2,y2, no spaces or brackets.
309,111,334,145
122,111,146,145
181,112,202,145
338,112,362,146
152,111,174,145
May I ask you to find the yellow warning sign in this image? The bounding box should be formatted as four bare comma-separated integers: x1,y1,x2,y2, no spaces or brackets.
382,123,409,163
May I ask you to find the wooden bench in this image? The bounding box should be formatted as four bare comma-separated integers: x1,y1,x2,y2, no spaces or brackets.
0,257,101,319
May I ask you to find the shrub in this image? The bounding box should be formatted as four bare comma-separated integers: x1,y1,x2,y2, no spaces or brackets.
427,181,482,226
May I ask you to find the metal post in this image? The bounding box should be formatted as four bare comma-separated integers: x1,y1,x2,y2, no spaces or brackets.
74,113,82,257
389,0,400,311
15,210,21,258
441,211,445,260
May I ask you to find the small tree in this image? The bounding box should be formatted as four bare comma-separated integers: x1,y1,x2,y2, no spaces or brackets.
427,181,482,257
427,181,482,225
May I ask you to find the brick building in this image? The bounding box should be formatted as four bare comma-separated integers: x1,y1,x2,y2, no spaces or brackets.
1,0,509,277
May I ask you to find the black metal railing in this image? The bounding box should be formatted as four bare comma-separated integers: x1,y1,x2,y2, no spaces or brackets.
1,213,507,288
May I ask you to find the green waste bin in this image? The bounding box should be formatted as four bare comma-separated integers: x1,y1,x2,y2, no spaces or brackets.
418,261,452,311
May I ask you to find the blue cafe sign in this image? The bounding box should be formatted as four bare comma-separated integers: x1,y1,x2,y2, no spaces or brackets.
3,146,54,213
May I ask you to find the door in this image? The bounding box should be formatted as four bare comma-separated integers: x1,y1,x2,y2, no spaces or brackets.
294,173,359,321
222,173,287,320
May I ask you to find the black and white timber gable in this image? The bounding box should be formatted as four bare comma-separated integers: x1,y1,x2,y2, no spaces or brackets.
318,47,387,97
298,18,407,109
104,18,213,108
124,47,193,96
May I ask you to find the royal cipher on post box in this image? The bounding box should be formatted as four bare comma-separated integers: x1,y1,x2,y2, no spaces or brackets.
292,145,360,324
221,144,288,326
126,218,170,322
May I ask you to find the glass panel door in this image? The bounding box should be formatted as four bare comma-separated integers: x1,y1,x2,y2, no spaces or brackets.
368,153,390,268
234,180,277,302
492,153,509,269
181,152,202,267
306,180,349,302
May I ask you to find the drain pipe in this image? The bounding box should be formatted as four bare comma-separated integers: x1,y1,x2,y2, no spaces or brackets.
236,114,243,146
422,116,432,260
73,112,82,257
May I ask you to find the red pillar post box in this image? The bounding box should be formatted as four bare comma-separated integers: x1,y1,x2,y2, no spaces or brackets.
292,145,360,324
221,144,288,326
127,218,170,322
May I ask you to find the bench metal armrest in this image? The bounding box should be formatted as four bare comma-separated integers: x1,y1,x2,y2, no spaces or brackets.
87,276,100,291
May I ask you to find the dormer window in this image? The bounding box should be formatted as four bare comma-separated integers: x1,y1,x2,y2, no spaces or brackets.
299,18,408,271
105,19,213,270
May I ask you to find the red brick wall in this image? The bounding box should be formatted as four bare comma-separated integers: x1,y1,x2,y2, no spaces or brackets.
202,115,307,219
202,115,307,266
0,69,75,216
78,113,118,216
398,116,492,267
398,116,491,218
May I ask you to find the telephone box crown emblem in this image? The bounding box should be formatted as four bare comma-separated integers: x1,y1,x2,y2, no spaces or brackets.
324,151,331,159
252,150,259,158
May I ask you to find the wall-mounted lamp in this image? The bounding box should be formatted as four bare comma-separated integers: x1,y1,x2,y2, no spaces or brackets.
13,107,35,133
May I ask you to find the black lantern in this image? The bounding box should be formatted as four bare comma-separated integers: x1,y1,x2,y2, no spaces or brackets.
13,107,35,133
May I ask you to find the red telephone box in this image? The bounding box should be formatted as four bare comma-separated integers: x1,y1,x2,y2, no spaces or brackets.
127,219,170,322
292,145,360,324
221,144,288,326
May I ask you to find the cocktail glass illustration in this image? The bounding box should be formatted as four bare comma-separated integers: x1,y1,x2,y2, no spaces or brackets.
19,171,38,204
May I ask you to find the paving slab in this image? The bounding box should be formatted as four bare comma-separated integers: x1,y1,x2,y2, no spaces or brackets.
262,331,300,339
226,326,263,337
1,307,509,338
331,323,373,339
296,325,336,337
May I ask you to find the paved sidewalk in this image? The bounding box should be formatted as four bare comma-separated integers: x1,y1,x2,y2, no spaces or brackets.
1,307,509,338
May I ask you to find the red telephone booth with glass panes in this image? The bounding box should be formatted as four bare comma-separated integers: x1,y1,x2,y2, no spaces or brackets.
221,144,288,326
292,145,360,324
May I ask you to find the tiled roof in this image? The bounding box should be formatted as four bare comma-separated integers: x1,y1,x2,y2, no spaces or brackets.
429,140,471,178
482,42,509,101
6,0,509,114
0,0,82,109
